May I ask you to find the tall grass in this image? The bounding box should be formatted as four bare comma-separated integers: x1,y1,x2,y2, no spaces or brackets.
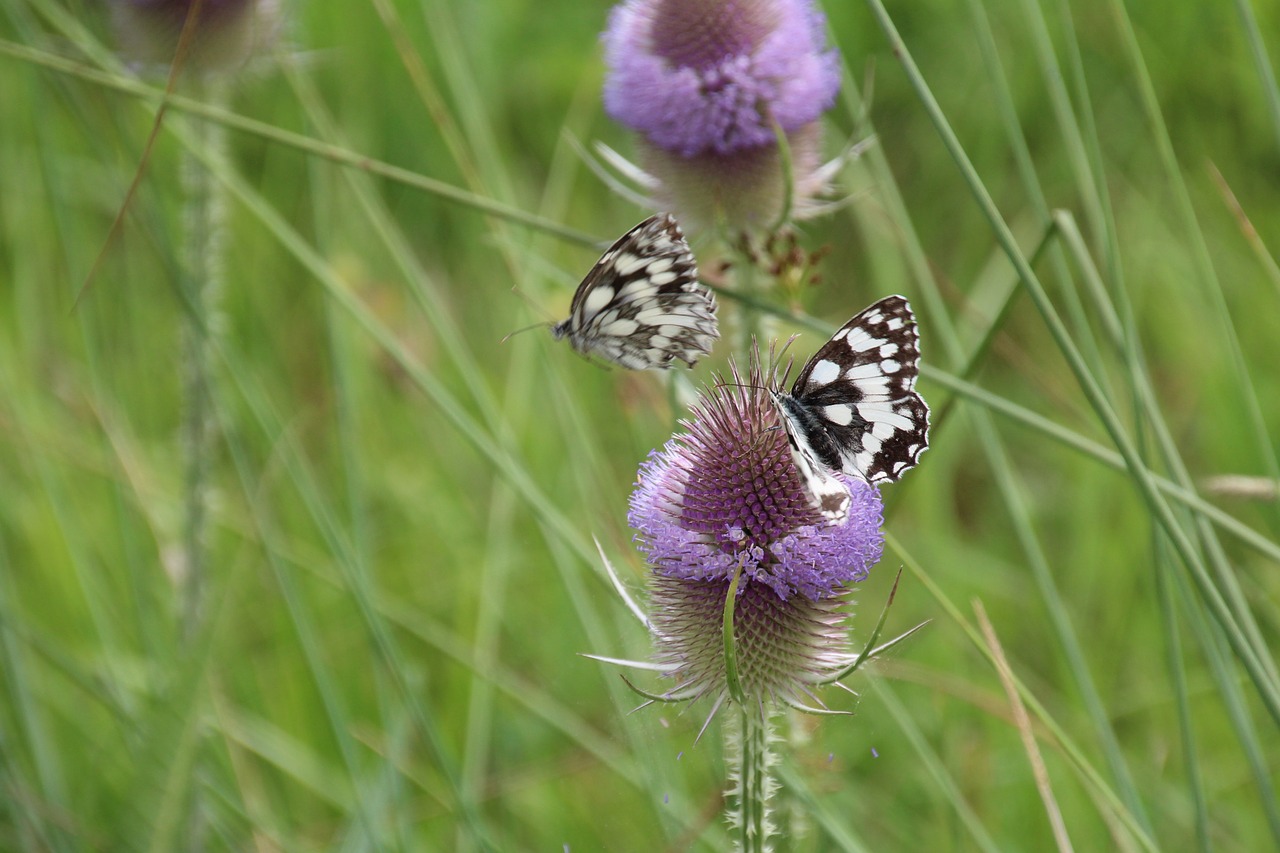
1,0,1278,850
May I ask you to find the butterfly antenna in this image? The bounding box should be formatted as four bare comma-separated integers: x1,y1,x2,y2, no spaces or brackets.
500,321,554,344
73,0,207,311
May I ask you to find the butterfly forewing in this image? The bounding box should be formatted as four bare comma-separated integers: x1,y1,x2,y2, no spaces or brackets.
551,213,718,370
775,295,929,498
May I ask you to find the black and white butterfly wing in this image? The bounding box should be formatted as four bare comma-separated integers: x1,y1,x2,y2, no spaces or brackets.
551,213,719,370
774,295,929,515
770,401,855,521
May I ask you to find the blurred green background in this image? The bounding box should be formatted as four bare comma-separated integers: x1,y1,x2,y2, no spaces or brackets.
2,0,1278,850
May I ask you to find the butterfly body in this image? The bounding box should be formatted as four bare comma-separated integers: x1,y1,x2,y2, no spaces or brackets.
772,295,929,519
551,214,718,370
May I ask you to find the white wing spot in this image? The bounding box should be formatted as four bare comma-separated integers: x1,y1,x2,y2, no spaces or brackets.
859,403,915,431
612,253,648,275
808,359,841,385
645,257,674,275
841,365,892,397
583,286,615,314
605,319,639,336
822,405,854,426
618,282,658,301
846,328,887,352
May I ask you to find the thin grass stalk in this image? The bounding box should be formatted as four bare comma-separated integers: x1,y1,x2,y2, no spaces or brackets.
1231,0,1280,156
1055,210,1280,689
833,71,954,366
0,40,598,250
419,0,515,201
1047,0,1121,287
773,762,871,852
306,570,655,796
871,679,1003,853
393,6,678,825
850,4,1151,824
193,135,605,594
1016,0,1109,255
458,486,518,853
962,0,1115,390
864,0,1280,725
220,429,384,849
974,602,1075,853
973,410,1151,831
335,8,680,819
1172,562,1280,847
927,360,1280,561
1154,537,1212,852
884,535,1160,852
781,723,803,851
0,549,66,850
369,0,486,193
1106,0,1280,516
1057,200,1280,801
20,0,170,679
219,351,500,851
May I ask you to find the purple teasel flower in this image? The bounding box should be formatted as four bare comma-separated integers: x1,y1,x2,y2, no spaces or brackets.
597,0,855,231
608,352,889,720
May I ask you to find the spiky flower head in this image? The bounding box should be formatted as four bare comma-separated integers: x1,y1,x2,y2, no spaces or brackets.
112,0,280,74
601,0,843,231
628,354,883,708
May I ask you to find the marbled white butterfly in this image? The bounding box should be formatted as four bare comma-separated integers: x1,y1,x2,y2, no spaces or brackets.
772,295,929,520
551,213,719,370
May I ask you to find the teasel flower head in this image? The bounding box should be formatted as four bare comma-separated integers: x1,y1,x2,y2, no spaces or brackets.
625,352,884,711
111,0,281,74
599,0,848,232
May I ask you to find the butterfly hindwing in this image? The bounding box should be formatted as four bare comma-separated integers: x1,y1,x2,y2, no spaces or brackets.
775,295,929,508
551,213,718,370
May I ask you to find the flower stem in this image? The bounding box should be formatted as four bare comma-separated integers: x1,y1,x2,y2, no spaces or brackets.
729,704,775,853
179,77,229,641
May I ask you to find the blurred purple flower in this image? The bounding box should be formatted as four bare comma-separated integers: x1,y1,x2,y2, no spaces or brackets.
112,0,280,73
600,0,846,230
603,0,840,157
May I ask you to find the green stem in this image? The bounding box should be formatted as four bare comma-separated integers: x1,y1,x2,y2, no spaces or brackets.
729,705,774,853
